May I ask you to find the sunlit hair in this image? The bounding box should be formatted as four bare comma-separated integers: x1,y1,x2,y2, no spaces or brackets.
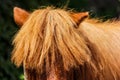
78,19,120,79
12,7,120,80
12,7,91,72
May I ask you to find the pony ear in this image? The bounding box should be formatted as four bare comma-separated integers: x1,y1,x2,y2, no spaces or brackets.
14,7,30,26
71,12,89,25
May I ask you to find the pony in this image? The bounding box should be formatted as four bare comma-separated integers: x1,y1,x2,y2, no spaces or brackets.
11,6,120,80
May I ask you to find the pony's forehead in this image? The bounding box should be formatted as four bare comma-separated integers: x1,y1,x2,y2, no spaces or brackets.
32,7,71,14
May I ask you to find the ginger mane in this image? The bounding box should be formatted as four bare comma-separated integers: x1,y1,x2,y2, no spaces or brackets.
78,19,120,79
11,7,91,72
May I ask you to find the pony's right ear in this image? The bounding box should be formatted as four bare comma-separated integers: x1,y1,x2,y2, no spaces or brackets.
14,7,30,26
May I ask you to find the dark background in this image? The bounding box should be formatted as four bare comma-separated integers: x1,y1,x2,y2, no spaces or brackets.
0,0,120,80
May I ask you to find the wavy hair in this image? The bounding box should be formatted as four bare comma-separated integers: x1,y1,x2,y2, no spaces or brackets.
12,7,91,72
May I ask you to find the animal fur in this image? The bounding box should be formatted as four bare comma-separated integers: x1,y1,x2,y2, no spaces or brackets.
12,7,120,80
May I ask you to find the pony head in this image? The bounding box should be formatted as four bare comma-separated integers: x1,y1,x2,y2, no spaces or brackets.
12,7,120,80
12,7,90,73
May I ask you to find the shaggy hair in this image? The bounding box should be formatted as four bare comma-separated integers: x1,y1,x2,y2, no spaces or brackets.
12,7,120,80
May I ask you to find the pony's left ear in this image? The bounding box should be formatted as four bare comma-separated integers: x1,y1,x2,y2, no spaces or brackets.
14,7,30,26
71,12,89,25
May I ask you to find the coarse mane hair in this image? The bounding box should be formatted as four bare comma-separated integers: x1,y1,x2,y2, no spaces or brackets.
12,7,91,71
12,7,120,80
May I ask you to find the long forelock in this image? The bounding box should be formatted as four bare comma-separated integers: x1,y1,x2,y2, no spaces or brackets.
12,7,91,73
